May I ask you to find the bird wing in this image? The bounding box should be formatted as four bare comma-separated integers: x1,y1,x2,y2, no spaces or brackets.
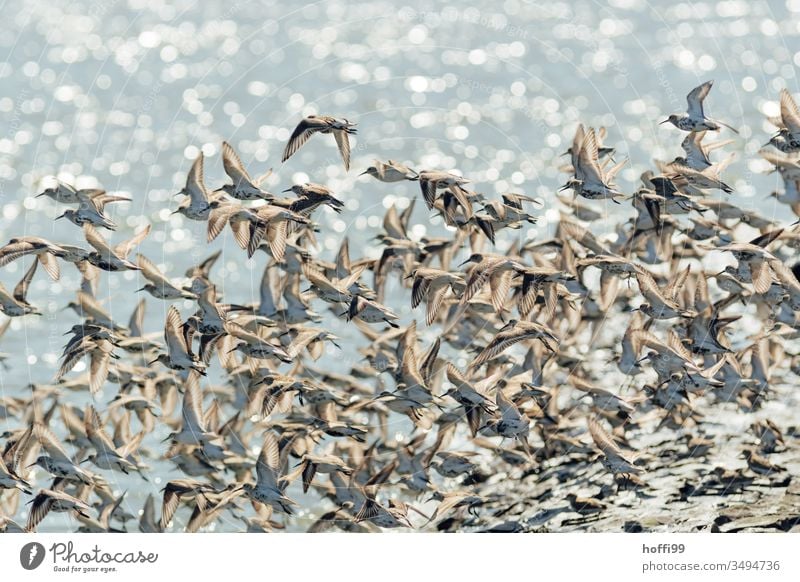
780,89,800,134
681,131,706,159
114,224,151,260
136,254,173,287
419,177,438,209
225,322,264,345
181,371,207,433
88,348,111,395
560,219,610,255
750,259,773,294
206,203,239,244
33,423,73,463
186,250,221,279
621,316,645,362
83,224,116,257
749,227,784,249
255,432,282,490
77,291,112,323
496,388,521,423
37,251,61,281
426,285,450,326
687,80,713,119
164,306,189,356
305,267,349,300
335,237,352,277
666,328,695,362
128,298,147,337
635,269,671,308
258,267,278,315
570,123,585,171
26,492,54,532
221,141,253,184
90,193,131,210
576,129,604,185
260,220,288,262
0,240,36,267
603,157,627,184
160,481,189,529
333,129,352,171
383,205,408,239
186,153,210,204
488,270,513,313
282,118,317,162
461,260,497,305
447,184,474,219
666,265,691,302
471,327,526,368
12,259,37,304
588,417,625,458
84,405,117,455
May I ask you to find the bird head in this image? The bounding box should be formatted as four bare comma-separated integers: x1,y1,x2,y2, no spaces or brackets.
27,456,46,470
147,354,166,367
458,253,483,267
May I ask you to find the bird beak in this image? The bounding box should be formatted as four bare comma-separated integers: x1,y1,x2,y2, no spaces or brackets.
147,359,158,366
282,188,292,193
55,212,66,220
26,462,37,469
558,184,570,192
35,192,46,198
457,258,471,267
136,286,146,292
659,119,670,125
358,170,369,176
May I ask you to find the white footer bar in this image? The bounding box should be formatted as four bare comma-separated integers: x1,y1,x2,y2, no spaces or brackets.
2,533,796,581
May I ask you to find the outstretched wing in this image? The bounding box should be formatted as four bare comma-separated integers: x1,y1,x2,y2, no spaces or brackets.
221,141,253,184
686,81,713,119
282,118,318,162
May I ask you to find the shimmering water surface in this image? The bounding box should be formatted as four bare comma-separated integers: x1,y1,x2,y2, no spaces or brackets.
1,0,799,531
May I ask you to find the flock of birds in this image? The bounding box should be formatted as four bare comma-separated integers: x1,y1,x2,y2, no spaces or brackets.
0,81,799,533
